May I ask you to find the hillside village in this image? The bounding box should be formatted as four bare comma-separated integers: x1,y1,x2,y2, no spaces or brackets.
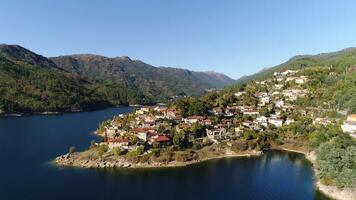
55,59,356,196
95,68,355,154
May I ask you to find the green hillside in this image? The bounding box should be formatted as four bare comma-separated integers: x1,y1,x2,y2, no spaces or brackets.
0,55,110,113
0,44,235,113
50,55,235,101
230,48,356,112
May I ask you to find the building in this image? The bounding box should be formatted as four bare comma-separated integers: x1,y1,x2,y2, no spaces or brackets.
243,108,259,115
131,127,155,141
234,91,246,97
341,114,356,138
269,117,283,127
313,118,332,126
275,100,284,108
256,116,268,127
295,76,308,84
206,128,227,140
184,116,204,124
285,118,295,125
212,107,224,115
151,134,171,145
108,137,130,150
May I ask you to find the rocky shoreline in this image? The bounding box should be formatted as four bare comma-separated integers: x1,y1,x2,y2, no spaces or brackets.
277,147,356,200
54,150,263,169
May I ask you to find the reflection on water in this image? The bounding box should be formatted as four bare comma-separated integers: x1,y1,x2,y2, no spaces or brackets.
0,107,331,200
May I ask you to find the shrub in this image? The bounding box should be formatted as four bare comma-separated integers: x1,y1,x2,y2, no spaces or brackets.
97,144,108,156
112,147,126,156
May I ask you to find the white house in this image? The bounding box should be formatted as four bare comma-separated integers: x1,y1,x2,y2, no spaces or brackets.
234,91,246,97
285,118,295,126
206,128,227,140
107,137,130,150
295,76,308,84
260,96,270,105
341,114,356,138
243,109,259,115
269,117,283,127
275,100,284,108
256,116,268,127
295,78,305,84
274,84,284,90
184,116,204,124
313,118,331,126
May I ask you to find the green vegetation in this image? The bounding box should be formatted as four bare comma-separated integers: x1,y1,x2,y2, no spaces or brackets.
219,48,356,189
96,144,108,156
97,120,111,134
126,146,145,157
232,48,356,112
0,56,110,113
0,44,235,114
172,98,212,117
316,134,355,188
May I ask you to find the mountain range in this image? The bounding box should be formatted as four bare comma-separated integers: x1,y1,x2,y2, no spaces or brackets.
0,44,235,113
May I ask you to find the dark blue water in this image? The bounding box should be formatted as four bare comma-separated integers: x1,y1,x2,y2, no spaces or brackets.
0,107,330,200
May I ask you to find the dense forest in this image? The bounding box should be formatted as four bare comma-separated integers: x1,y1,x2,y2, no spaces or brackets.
0,56,110,112
0,44,235,113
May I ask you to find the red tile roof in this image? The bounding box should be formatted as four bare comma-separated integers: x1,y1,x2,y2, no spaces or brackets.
186,116,204,120
154,135,171,142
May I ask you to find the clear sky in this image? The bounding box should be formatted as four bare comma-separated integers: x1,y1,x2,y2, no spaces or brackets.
1,0,356,79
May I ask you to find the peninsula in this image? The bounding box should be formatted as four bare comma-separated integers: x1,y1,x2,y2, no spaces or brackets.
56,49,356,200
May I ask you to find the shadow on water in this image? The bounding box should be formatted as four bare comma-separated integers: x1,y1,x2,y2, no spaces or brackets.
0,107,332,200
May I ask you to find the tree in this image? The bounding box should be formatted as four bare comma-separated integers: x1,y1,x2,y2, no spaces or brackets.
191,122,205,138
173,133,186,149
316,136,356,188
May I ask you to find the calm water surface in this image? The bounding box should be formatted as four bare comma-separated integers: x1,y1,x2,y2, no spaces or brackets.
0,107,331,200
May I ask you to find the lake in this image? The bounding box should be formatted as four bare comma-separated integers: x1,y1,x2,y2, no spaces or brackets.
0,107,331,200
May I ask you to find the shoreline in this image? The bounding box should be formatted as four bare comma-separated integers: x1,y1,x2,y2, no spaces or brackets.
54,150,263,169
273,147,355,200
0,105,131,118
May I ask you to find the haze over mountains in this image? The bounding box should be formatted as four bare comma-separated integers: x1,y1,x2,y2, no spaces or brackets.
0,44,235,113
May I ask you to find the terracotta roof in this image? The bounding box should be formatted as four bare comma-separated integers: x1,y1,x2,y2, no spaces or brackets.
154,135,171,142
347,114,356,122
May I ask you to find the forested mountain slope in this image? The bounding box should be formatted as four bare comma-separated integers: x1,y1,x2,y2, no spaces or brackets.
0,44,235,113
50,54,235,101
230,48,356,112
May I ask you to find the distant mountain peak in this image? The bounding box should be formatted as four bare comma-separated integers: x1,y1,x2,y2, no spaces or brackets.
0,44,58,69
115,56,132,61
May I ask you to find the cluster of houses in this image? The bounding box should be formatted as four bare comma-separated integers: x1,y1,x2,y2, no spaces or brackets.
99,69,355,153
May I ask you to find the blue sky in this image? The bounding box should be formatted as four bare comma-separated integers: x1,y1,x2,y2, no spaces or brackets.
1,0,356,79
